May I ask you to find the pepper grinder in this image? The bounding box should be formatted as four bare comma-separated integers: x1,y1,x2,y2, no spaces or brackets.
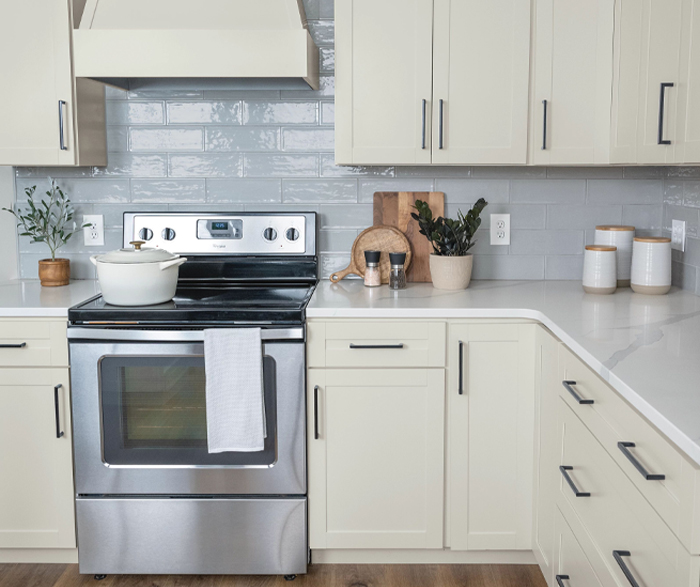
364,250,381,287
388,252,407,290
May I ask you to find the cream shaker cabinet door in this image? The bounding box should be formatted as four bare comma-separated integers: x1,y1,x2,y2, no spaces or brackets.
335,0,434,165
0,369,75,549
533,327,560,582
431,0,530,165
676,0,700,163
448,323,535,550
530,0,614,165
307,369,445,549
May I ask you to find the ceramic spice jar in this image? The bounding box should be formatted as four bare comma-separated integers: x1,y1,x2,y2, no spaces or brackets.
582,245,617,295
363,250,382,287
594,225,635,287
631,237,672,295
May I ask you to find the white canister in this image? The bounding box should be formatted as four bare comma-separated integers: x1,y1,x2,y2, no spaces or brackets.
631,237,672,295
582,245,617,295
594,225,635,287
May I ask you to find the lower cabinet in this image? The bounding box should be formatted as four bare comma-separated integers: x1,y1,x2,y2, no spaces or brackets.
447,323,536,551
0,368,75,549
307,368,445,549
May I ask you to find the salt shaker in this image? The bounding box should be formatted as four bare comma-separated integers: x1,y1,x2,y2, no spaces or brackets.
388,252,407,290
363,250,381,287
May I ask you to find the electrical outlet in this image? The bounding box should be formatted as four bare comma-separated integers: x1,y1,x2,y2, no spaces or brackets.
490,213,511,246
83,214,105,246
672,219,686,252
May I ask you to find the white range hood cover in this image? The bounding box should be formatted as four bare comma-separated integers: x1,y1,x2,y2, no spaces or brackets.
73,0,319,91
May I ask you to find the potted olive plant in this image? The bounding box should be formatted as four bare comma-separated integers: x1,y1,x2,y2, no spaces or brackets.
3,180,87,286
411,198,488,290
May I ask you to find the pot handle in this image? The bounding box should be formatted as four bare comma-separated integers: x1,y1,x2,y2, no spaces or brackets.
159,257,187,271
90,255,98,267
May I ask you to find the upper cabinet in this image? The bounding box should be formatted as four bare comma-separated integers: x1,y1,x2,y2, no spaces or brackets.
0,0,106,167
432,0,531,165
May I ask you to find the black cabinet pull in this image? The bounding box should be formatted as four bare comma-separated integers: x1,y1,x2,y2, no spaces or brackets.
556,575,570,587
349,343,405,350
542,99,548,150
421,99,427,150
0,342,26,348
559,466,590,497
439,99,445,150
58,100,68,151
562,380,594,405
313,385,320,440
658,82,674,145
458,340,465,395
54,384,64,439
613,551,640,587
618,442,665,481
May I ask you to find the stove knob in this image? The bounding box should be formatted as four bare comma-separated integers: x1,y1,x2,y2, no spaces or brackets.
285,227,300,242
263,227,278,242
162,227,176,241
139,228,153,241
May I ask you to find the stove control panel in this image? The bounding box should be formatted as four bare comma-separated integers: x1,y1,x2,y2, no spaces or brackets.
124,213,314,255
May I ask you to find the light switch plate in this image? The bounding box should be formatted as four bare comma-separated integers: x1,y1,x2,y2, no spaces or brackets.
490,214,511,246
83,214,105,246
672,219,686,252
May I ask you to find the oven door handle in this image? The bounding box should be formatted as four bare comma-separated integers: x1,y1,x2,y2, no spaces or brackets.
67,327,304,342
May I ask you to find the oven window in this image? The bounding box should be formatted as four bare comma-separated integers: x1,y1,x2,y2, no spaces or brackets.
99,356,277,466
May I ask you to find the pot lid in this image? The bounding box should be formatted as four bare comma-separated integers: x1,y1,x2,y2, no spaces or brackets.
96,241,180,264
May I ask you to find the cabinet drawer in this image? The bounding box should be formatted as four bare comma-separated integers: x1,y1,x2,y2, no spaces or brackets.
559,345,700,553
308,321,445,368
558,399,698,587
0,319,68,367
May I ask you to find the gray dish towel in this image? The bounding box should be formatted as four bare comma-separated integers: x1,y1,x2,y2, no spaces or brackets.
204,328,266,453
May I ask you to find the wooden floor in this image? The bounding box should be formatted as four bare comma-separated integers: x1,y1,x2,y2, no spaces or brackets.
0,564,547,587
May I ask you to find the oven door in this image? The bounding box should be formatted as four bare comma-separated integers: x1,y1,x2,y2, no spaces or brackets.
70,333,305,496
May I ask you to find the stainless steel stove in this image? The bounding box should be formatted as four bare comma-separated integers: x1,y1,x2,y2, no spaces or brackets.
68,212,317,578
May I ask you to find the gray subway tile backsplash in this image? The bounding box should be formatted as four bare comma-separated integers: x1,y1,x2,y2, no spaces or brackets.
11,1,694,293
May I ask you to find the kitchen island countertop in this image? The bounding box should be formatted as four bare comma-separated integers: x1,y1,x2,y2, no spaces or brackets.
308,280,700,466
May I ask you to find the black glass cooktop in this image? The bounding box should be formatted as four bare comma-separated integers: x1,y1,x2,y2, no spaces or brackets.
68,284,316,326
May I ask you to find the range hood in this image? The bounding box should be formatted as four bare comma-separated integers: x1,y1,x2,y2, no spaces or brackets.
72,0,319,91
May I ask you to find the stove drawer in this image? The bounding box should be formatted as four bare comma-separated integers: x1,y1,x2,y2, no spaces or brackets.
308,320,446,368
0,319,67,367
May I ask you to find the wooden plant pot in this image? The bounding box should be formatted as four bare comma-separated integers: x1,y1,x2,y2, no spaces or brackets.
38,258,70,287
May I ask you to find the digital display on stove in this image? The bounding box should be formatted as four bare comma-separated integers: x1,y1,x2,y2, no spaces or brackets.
211,222,229,231
197,219,243,240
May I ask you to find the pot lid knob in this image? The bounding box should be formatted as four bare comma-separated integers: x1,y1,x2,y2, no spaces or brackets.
129,240,146,251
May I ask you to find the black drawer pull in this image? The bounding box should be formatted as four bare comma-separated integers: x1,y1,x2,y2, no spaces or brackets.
54,384,64,439
0,342,27,348
618,442,665,481
556,576,570,587
349,343,405,350
560,466,590,497
613,550,640,587
313,385,320,440
562,380,594,405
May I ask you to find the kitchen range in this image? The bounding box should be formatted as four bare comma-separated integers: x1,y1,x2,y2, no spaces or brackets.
67,212,317,578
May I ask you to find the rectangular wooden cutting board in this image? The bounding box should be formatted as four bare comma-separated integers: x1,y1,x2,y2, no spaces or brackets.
373,191,445,282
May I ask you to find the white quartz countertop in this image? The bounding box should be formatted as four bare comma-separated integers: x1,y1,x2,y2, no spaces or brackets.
0,279,100,317
308,280,700,466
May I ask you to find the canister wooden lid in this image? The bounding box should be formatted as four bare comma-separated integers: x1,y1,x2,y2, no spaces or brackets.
585,245,617,252
595,225,635,232
633,237,671,243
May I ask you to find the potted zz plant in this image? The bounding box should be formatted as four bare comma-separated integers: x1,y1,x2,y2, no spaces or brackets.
3,180,87,287
411,198,488,290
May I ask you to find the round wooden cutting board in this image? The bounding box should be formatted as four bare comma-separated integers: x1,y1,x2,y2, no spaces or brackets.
330,225,412,284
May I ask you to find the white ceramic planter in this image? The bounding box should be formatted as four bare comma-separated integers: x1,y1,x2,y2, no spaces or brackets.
429,254,473,290
631,237,672,295
91,242,187,306
594,225,635,287
582,245,617,295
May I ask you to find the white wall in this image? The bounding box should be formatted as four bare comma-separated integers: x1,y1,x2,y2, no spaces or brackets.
0,167,18,281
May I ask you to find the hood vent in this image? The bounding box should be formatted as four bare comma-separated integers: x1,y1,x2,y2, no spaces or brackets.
72,0,319,91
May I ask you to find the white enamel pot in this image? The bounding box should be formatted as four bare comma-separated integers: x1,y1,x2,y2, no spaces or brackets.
91,241,187,306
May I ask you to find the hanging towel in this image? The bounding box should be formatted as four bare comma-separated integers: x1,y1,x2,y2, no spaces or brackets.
204,328,266,453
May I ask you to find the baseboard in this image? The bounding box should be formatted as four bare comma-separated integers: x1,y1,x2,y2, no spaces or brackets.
0,548,78,563
311,549,538,564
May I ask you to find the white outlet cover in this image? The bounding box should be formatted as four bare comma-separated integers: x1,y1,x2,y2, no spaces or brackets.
672,219,686,252
83,214,105,247
490,213,511,246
